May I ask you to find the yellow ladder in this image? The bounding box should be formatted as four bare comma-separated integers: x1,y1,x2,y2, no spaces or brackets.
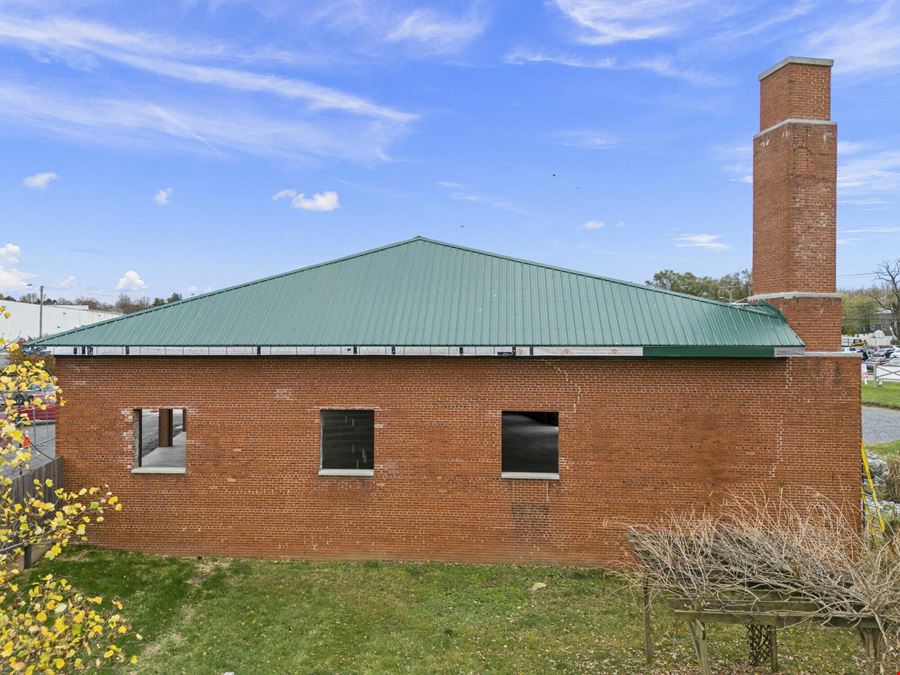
861,443,887,538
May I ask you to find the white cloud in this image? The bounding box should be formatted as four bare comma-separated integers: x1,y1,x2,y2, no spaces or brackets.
387,8,487,56
186,285,198,295
54,275,76,289
0,266,36,293
22,171,58,188
153,187,173,205
436,181,465,189
673,233,730,251
115,270,147,292
582,220,604,229
273,189,340,212
0,242,21,263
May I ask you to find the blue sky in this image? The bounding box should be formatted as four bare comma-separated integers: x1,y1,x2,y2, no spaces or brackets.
1,0,898,301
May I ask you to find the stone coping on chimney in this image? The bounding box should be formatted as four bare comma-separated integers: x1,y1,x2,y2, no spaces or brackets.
754,118,836,138
758,56,834,80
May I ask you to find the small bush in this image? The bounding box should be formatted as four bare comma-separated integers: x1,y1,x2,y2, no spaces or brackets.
885,456,900,503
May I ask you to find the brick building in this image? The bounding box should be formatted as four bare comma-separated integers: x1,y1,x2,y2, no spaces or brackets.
33,57,859,565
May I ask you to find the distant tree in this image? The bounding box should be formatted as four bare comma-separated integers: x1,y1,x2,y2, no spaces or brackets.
869,259,900,339
841,291,881,335
74,297,116,312
114,294,151,315
647,269,752,303
17,292,40,304
151,298,166,307
166,292,183,304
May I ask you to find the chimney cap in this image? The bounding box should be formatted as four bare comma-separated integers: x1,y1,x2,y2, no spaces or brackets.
758,56,834,81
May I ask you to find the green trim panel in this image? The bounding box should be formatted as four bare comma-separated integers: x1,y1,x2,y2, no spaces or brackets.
643,346,777,358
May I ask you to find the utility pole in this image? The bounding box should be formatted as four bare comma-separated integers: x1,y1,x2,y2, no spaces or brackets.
38,285,44,338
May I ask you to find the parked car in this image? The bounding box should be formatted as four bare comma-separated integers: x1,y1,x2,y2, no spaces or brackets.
1,384,57,422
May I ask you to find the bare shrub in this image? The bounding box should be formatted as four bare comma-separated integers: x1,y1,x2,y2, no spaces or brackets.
884,457,900,503
628,495,900,671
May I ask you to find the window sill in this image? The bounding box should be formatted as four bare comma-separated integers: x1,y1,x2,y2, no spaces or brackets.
318,469,374,477
132,467,186,475
501,472,560,480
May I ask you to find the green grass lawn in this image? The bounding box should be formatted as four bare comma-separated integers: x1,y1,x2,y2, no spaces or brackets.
30,548,873,674
869,439,900,459
862,381,900,409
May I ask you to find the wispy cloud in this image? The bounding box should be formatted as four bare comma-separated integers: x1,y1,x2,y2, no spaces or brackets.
838,149,900,194
843,227,900,234
0,80,405,162
806,1,900,76
22,171,58,188
449,191,528,214
0,12,415,162
435,180,527,214
0,243,21,263
504,47,715,83
552,0,708,45
673,233,730,250
712,142,752,183
386,7,487,56
505,48,615,69
273,189,340,211
115,270,146,292
153,187,173,206
582,219,624,229
554,130,617,150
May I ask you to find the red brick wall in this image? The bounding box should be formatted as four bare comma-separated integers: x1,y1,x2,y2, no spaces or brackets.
752,122,837,295
766,297,842,352
759,62,831,131
55,355,860,566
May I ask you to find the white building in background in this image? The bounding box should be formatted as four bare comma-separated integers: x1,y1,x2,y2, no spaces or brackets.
0,299,119,343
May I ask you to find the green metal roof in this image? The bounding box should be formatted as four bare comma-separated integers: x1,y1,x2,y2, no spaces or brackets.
31,237,803,356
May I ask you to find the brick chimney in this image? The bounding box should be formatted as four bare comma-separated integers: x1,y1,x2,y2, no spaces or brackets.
751,57,841,352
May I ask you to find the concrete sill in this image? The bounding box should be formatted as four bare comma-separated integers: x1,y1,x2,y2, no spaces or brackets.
132,467,186,475
319,469,374,477
501,472,560,481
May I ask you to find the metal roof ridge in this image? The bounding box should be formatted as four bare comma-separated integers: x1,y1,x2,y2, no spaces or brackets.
410,237,776,317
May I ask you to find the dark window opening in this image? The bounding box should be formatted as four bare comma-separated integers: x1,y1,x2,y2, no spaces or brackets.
134,408,186,469
321,410,374,471
501,411,559,474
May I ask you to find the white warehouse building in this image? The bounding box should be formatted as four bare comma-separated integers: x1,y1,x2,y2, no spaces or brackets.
1,299,118,344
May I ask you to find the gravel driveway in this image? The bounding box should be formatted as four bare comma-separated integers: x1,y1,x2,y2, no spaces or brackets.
863,405,900,445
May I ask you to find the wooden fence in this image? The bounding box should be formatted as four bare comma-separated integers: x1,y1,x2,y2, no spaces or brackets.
9,456,63,505
7,457,63,569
